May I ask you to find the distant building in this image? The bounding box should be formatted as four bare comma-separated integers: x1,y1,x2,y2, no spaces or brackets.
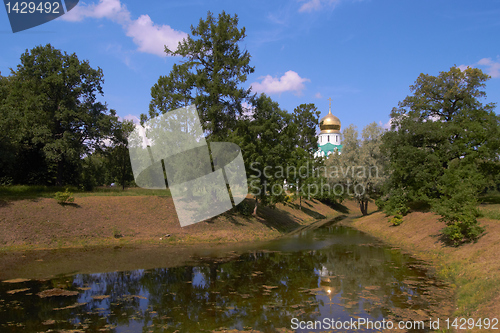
314,98,342,158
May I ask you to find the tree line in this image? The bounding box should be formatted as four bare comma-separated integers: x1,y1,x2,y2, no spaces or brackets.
1,11,498,244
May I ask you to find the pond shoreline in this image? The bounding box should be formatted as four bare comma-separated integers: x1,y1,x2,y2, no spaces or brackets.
339,210,500,324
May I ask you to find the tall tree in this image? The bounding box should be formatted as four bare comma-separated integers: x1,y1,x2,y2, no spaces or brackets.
286,104,320,208
163,11,255,141
105,119,136,190
5,44,117,185
327,123,387,215
382,66,499,242
291,103,320,152
0,72,17,184
146,64,195,122
236,94,291,215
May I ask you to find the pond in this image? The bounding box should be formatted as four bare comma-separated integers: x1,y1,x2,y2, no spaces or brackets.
0,220,453,332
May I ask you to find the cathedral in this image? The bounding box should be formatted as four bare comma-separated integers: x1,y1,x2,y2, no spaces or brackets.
314,98,342,158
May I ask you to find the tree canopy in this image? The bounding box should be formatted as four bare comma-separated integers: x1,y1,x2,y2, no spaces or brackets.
381,66,499,243
0,44,120,186
327,123,387,215
150,11,255,141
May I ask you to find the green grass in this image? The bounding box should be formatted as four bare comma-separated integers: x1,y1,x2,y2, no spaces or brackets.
0,185,171,200
479,204,500,220
478,192,500,220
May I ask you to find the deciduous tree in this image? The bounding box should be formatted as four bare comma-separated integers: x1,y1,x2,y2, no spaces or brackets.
381,66,499,242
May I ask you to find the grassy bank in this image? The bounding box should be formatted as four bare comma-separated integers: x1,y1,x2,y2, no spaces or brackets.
0,189,343,251
340,197,500,327
0,185,171,200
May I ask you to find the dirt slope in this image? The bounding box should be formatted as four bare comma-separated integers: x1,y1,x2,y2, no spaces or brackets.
0,196,342,250
342,210,500,325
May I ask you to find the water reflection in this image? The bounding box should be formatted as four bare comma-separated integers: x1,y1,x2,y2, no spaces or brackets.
0,225,452,332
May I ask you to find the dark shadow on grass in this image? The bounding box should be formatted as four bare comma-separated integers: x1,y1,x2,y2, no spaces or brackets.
288,203,326,220
258,209,302,232
58,202,81,208
304,201,313,208
320,200,350,214
0,199,11,208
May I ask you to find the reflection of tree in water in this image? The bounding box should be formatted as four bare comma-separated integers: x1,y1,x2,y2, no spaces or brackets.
0,227,452,332
313,226,450,324
0,252,323,332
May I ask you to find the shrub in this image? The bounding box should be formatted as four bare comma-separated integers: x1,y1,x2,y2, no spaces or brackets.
390,214,403,226
441,221,484,246
381,188,410,216
54,188,75,204
236,200,252,216
433,168,485,244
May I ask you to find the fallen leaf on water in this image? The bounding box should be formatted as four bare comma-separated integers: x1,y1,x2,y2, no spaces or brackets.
37,288,79,298
92,295,110,300
7,288,30,294
2,278,30,283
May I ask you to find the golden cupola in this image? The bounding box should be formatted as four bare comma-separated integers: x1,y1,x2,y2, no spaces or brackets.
319,101,341,134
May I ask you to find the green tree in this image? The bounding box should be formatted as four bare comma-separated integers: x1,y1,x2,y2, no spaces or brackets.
163,11,255,141
0,72,17,184
237,94,291,215
381,66,499,242
291,103,320,152
105,119,136,190
146,64,195,122
4,44,117,185
286,104,320,209
327,123,387,215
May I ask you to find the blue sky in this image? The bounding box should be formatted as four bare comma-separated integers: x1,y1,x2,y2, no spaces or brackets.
1,0,499,132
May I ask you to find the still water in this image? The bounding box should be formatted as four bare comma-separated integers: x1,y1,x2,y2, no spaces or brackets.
0,221,453,332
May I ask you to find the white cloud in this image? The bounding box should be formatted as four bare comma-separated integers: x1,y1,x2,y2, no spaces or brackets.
126,15,187,57
314,92,323,98
477,58,500,78
121,114,140,124
61,0,186,57
458,64,470,72
241,101,255,119
298,0,341,13
62,0,130,23
251,70,310,96
458,58,500,78
379,119,392,130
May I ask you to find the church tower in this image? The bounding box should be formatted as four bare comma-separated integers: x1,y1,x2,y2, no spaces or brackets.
314,98,342,158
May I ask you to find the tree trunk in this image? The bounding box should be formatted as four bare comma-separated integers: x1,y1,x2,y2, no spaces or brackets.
253,196,258,216
56,158,64,186
121,147,126,190
360,199,368,215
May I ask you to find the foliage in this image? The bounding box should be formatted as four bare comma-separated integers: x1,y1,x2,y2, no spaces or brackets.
285,104,321,208
235,200,252,216
0,44,118,186
54,188,74,204
147,64,195,120
390,214,403,226
237,94,291,214
159,11,255,141
432,164,485,244
103,120,136,190
378,188,411,216
382,66,499,243
327,122,387,215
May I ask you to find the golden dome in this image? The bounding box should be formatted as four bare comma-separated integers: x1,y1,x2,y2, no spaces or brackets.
319,106,341,134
